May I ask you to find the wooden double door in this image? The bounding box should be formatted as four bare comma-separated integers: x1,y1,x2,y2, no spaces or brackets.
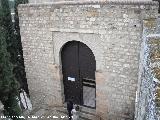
61,41,96,108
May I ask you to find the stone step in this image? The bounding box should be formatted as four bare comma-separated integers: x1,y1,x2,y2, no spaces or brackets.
56,106,101,120
56,109,96,120
41,108,68,120
80,106,101,120
63,103,96,114
29,107,42,116
23,105,101,120
24,106,52,120
79,111,100,120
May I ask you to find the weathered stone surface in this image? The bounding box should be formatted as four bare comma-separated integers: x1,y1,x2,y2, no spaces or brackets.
18,3,158,120
135,18,160,120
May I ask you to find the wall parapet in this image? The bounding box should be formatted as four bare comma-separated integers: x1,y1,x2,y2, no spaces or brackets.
135,18,160,120
26,0,158,7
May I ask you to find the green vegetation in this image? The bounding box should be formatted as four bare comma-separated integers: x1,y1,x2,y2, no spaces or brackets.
13,0,29,94
0,0,28,119
0,0,22,119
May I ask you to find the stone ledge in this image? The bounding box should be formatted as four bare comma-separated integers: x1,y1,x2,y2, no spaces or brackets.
50,28,97,34
19,0,157,8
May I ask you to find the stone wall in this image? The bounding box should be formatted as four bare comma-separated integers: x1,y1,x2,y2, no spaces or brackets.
29,0,76,4
18,3,158,120
135,18,160,120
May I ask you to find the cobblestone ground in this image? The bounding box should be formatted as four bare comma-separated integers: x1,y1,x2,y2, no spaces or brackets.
23,105,100,120
0,105,99,120
24,106,69,120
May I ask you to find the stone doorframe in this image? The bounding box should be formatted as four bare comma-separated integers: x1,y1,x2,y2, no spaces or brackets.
51,28,105,113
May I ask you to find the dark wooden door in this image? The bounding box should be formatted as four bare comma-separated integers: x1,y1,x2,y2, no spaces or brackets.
79,43,96,108
61,41,96,107
61,41,82,105
79,42,96,81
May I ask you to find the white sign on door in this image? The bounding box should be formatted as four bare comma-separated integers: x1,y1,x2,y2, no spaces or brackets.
68,77,75,82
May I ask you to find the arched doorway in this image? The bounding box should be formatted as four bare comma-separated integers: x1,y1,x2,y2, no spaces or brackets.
61,41,96,108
